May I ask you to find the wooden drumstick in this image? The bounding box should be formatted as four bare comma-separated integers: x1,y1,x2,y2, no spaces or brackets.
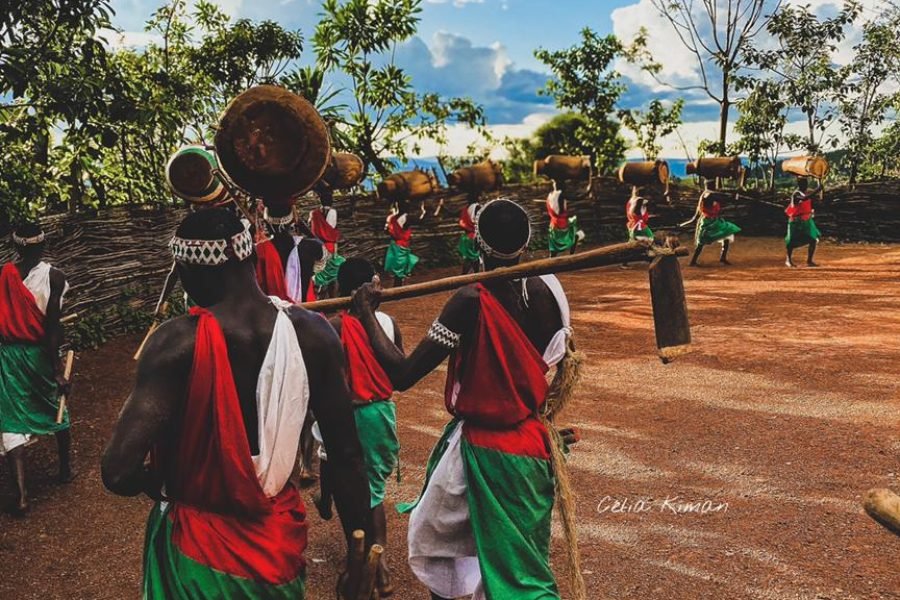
343,529,367,600
55,350,75,424
60,313,79,325
355,544,383,600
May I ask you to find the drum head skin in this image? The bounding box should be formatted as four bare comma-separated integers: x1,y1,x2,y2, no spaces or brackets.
215,85,331,199
166,145,229,204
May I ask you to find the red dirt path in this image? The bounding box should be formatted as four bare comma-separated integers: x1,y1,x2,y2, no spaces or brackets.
2,237,899,599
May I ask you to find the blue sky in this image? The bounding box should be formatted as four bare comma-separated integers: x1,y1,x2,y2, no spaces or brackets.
106,0,878,157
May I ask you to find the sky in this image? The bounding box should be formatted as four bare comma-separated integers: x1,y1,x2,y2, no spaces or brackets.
106,0,891,158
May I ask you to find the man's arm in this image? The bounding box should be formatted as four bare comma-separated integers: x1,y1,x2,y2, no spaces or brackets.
101,318,194,497
351,284,479,391
293,310,370,543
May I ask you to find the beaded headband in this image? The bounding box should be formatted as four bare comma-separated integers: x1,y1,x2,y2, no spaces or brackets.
263,207,295,227
169,225,254,266
12,232,45,246
474,198,531,260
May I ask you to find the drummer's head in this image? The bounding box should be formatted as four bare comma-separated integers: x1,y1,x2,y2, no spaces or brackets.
170,207,256,307
475,198,531,269
11,222,46,259
338,257,377,297
797,177,809,192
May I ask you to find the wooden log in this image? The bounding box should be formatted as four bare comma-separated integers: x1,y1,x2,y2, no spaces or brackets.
864,488,900,537
343,529,367,600
782,155,829,180
355,545,383,600
649,254,692,362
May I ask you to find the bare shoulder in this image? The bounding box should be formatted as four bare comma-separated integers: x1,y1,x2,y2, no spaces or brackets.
285,306,342,357
137,314,197,375
48,265,67,287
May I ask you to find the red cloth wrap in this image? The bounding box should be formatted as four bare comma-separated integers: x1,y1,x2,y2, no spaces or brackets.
786,198,813,221
0,263,45,343
255,240,290,301
459,206,476,239
701,200,721,219
547,199,569,229
154,307,307,585
340,313,394,403
310,209,341,253
387,215,412,247
626,201,649,230
445,284,550,428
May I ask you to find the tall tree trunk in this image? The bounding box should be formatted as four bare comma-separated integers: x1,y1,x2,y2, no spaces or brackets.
718,70,730,153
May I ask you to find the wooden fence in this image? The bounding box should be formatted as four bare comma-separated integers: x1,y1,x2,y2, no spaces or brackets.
0,178,897,333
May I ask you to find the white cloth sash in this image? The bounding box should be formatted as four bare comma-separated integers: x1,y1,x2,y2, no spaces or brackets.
538,274,571,367
22,261,68,315
252,298,309,497
284,236,303,303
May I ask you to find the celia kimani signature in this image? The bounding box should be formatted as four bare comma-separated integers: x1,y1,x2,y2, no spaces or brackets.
597,496,729,516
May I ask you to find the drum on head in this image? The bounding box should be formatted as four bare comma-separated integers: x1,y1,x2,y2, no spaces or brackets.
165,145,229,205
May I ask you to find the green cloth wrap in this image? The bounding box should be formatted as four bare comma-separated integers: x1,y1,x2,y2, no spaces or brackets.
313,253,346,287
384,241,419,279
0,343,68,434
143,503,306,599
354,400,400,508
548,216,581,253
457,234,480,262
696,216,741,246
628,226,653,241
785,218,821,248
399,420,558,599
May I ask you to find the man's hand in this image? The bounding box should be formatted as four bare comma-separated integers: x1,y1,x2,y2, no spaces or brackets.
55,374,71,397
351,281,382,314
558,427,580,449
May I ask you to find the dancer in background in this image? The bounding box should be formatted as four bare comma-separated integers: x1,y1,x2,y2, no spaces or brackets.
384,201,419,287
689,189,741,267
457,193,482,274
309,187,345,298
0,223,73,515
784,177,821,268
547,182,584,257
625,191,653,241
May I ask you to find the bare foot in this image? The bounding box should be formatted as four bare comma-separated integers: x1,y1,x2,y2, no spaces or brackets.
719,259,732,266
807,261,819,267
785,259,796,268
5,497,29,517
299,468,318,488
313,491,333,520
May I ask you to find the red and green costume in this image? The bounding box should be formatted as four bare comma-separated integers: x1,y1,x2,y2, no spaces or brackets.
626,198,653,241
384,214,419,280
143,307,308,599
457,204,480,262
401,284,559,599
310,208,345,288
785,194,821,249
0,263,68,445
547,191,581,253
696,200,741,245
339,312,399,508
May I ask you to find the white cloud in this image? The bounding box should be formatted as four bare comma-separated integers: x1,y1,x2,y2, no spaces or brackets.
99,28,163,49
404,111,556,157
426,0,484,7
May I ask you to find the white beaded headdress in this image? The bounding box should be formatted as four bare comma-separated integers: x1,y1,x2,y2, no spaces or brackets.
12,231,45,246
263,207,295,227
169,225,254,266
474,197,531,260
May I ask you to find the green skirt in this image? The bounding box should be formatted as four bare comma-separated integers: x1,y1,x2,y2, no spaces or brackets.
548,216,581,253
629,226,653,241
313,253,346,287
785,219,821,249
696,217,741,246
354,400,400,508
143,503,306,599
457,234,480,262
384,241,419,279
0,343,68,435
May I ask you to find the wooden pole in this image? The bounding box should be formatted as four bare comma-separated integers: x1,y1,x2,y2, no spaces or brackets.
301,240,685,313
864,488,900,537
55,350,75,424
355,545,383,600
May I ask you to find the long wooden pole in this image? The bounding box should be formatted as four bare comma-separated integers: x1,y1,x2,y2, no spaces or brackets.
301,239,687,312
55,350,75,424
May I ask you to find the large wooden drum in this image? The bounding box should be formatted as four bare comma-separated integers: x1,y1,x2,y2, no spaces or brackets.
782,155,829,179
214,85,331,200
376,170,440,203
533,155,591,181
619,160,670,186
686,156,743,180
447,160,503,194
321,152,366,190
165,145,229,205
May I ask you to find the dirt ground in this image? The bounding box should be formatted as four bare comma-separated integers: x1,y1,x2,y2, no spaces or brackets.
1,236,899,600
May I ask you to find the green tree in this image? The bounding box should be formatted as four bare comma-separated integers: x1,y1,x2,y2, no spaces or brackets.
649,0,777,154
836,9,900,185
313,0,485,177
620,99,684,160
745,1,860,153
534,28,631,174
733,80,790,191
